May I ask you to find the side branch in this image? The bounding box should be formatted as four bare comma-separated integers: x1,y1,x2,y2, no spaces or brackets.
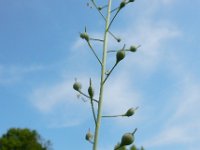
89,0,121,43
87,41,102,66
90,38,104,42
102,107,138,118
90,97,97,126
107,9,120,31
78,90,99,103
108,31,121,42
90,0,106,21
104,44,126,84
102,114,125,118
107,45,141,53
103,62,117,84
108,0,136,33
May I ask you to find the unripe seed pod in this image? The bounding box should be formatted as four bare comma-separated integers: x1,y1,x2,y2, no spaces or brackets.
130,145,137,150
80,32,89,41
116,50,125,63
119,1,126,9
120,133,134,146
88,86,94,98
129,46,137,52
73,82,82,91
125,108,135,117
88,78,94,98
129,0,135,2
85,130,93,141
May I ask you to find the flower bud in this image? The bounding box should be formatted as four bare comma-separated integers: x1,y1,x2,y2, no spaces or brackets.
129,46,137,52
119,1,126,9
88,86,94,98
120,133,134,146
85,130,93,141
88,78,94,98
80,32,89,41
73,82,82,91
116,50,125,63
130,145,137,150
125,108,135,117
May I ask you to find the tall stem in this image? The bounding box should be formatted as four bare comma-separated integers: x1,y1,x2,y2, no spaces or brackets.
93,0,112,150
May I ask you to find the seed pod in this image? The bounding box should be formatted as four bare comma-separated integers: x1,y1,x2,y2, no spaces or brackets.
120,133,134,146
85,130,93,141
129,0,135,2
130,145,137,150
129,46,137,52
116,50,125,63
80,32,89,41
119,1,126,9
73,82,82,91
88,86,94,98
125,108,135,117
88,79,94,98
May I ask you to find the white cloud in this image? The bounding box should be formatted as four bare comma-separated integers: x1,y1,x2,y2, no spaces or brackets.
64,20,181,129
160,0,176,5
29,0,185,133
118,20,180,72
142,56,200,149
103,72,142,122
29,76,99,127
145,126,191,147
108,0,200,149
28,0,200,149
29,76,92,112
0,64,44,85
29,0,182,130
47,119,82,128
30,81,73,113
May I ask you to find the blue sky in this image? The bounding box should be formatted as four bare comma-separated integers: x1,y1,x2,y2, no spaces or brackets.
0,0,200,150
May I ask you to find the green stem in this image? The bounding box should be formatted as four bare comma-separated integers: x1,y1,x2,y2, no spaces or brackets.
102,114,125,118
103,62,118,84
90,98,97,126
107,49,129,53
108,30,120,42
93,0,112,150
107,9,120,31
77,91,99,103
90,0,106,21
89,38,104,42
87,41,102,66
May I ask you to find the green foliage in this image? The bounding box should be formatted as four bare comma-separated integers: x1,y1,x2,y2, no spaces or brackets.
0,128,51,150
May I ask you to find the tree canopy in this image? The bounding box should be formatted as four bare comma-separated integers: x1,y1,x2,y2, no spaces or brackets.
0,128,51,150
